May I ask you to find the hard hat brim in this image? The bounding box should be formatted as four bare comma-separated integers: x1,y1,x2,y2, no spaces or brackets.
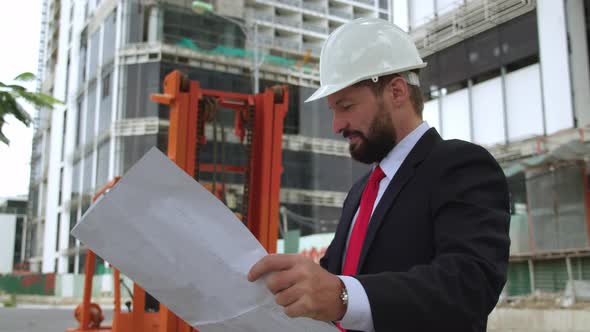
304,62,427,103
304,82,351,103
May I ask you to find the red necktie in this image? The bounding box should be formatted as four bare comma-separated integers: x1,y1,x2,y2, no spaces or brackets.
336,166,385,332
342,165,385,276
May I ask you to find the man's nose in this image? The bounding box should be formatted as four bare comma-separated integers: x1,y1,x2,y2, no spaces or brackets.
332,115,348,135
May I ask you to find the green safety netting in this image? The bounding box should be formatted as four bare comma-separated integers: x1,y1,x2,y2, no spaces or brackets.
177,38,199,51
265,54,296,67
176,39,317,72
210,45,249,57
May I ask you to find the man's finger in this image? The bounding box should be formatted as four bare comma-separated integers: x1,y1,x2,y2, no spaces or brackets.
248,254,297,282
284,297,312,318
275,284,302,307
266,269,299,294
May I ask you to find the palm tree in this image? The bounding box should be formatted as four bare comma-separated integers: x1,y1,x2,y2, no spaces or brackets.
0,72,63,145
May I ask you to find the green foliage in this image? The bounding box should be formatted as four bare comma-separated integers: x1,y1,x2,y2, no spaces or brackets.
14,72,36,82
2,294,17,307
0,72,63,145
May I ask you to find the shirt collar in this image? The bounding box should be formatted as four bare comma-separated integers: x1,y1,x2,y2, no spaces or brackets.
378,121,430,180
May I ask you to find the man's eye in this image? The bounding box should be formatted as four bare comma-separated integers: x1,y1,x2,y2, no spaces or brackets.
343,104,353,111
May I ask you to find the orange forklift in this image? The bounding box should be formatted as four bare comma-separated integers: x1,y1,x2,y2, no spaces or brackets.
66,70,288,332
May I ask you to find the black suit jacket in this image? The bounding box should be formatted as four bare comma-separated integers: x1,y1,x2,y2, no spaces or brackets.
320,128,510,332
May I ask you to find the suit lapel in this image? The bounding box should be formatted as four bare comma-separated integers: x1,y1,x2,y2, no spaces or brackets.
356,128,442,273
328,173,369,274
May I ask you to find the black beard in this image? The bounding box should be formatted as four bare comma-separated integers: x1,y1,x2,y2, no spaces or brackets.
343,110,396,164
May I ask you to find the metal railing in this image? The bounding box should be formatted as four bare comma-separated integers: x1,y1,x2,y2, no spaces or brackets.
275,15,302,28
200,124,347,158
329,7,353,19
304,2,328,14
277,0,302,7
412,0,536,57
119,42,320,88
245,9,274,23
332,0,374,7
275,37,302,50
304,23,329,34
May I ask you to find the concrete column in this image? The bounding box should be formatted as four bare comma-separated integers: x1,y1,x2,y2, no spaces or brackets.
147,5,161,43
566,256,576,302
536,0,575,134
565,0,590,127
528,259,535,294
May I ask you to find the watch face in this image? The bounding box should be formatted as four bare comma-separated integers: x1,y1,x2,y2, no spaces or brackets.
340,288,348,304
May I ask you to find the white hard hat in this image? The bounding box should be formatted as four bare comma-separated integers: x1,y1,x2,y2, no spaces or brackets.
305,17,427,103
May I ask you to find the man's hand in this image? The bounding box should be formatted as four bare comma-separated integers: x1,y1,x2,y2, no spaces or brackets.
248,254,346,321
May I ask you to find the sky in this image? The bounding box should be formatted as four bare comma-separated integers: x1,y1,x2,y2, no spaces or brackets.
0,1,42,198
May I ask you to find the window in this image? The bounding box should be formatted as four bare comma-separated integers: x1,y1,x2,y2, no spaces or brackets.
102,72,111,98
61,110,67,162
96,141,110,187
58,167,64,205
76,97,83,146
65,53,71,97
55,213,61,252
68,256,75,273
13,216,24,266
79,30,88,85
68,204,78,274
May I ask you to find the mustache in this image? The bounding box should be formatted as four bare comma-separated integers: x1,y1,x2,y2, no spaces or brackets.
342,130,365,140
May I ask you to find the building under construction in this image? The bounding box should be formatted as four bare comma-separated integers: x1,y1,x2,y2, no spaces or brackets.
22,0,590,301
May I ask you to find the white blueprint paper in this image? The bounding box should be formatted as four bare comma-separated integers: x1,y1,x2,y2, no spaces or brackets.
71,147,337,332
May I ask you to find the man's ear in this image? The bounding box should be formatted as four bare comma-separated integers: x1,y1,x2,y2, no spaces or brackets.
387,76,410,107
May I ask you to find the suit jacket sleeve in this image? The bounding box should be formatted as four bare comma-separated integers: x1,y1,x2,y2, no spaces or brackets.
319,244,331,271
355,142,511,331
320,189,353,271
319,215,337,271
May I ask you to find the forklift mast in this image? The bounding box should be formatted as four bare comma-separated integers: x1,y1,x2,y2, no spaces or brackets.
67,70,288,332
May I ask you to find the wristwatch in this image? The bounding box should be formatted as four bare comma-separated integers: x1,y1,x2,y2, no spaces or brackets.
339,280,349,306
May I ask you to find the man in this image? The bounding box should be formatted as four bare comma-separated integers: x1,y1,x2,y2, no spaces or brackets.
248,18,510,332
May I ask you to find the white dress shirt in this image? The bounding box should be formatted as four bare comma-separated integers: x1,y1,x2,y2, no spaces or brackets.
337,122,430,332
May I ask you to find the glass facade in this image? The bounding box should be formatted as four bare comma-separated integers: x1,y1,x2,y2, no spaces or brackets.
13,216,25,267
96,140,111,189
162,4,245,51
85,83,97,143
102,10,116,65
99,69,113,133
124,63,161,118
88,29,100,80
420,12,539,98
120,134,160,172
72,160,81,203
76,96,84,146
68,203,78,251
82,152,94,194
125,0,144,44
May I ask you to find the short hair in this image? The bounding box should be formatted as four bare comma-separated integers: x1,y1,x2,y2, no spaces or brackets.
352,71,424,117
